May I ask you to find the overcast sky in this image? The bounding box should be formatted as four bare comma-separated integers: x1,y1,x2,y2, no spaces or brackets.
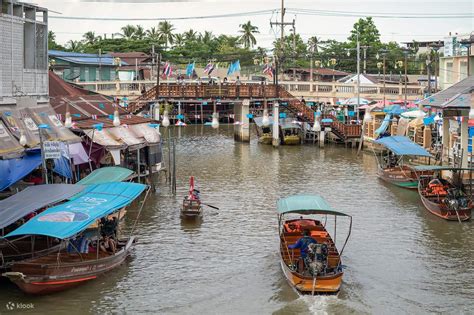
30,0,473,47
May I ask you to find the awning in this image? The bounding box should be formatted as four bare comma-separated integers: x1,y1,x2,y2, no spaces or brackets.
130,123,161,144
76,166,134,185
107,126,145,150
375,114,391,136
374,136,432,157
0,109,39,149
6,182,147,239
279,118,301,129
0,152,42,191
0,184,85,229
401,110,426,119
84,129,125,150
253,116,273,127
277,195,350,216
0,120,24,159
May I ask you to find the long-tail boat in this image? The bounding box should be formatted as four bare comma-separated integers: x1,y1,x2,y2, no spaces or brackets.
0,184,85,270
181,176,202,219
253,116,273,144
2,182,148,295
374,136,434,189
280,118,302,145
416,166,472,222
277,195,352,294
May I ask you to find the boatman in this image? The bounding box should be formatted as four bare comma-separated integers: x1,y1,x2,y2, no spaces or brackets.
288,230,317,272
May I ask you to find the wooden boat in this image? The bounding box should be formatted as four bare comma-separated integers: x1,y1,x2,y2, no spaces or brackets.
277,195,352,294
253,116,273,144
374,136,433,189
2,182,148,294
280,119,302,145
418,167,472,221
3,237,135,295
181,176,202,219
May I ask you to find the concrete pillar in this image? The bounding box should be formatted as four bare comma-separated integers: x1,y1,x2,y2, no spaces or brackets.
442,117,450,163
234,99,250,142
461,118,468,168
319,131,325,147
272,102,280,147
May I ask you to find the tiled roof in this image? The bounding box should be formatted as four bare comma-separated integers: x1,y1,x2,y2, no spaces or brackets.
419,76,474,108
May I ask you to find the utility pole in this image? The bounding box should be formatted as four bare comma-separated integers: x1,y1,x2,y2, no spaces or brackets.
356,33,361,121
361,46,369,74
292,20,296,81
156,52,161,100
270,0,295,96
402,48,410,106
426,53,431,96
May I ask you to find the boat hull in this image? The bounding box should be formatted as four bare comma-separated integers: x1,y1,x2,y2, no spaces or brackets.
283,135,301,145
280,261,342,294
377,168,419,189
3,237,135,295
258,134,273,144
419,194,471,221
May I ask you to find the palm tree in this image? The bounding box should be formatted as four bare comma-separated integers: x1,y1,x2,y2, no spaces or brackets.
134,25,145,40
158,21,175,49
67,40,84,52
239,21,259,48
147,26,160,41
183,29,197,42
199,31,214,45
121,24,137,40
83,31,98,45
174,34,185,48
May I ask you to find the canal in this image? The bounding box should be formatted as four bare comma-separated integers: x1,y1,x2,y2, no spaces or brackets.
1,125,473,314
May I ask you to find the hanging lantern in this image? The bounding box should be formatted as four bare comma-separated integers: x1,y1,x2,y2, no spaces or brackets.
113,109,121,127
211,112,219,129
312,119,321,132
262,109,270,126
363,111,373,123
65,111,72,128
19,130,27,146
162,110,170,127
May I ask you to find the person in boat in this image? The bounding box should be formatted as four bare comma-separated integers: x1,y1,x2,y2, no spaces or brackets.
99,236,116,254
288,230,317,272
191,189,200,200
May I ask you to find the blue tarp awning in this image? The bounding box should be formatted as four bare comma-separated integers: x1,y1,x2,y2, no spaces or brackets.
0,184,85,229
375,114,391,135
5,182,147,239
374,136,432,157
0,152,42,191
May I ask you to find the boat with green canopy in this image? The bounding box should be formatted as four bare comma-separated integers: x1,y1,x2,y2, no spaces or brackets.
374,136,434,189
76,166,134,185
2,182,149,295
277,195,352,295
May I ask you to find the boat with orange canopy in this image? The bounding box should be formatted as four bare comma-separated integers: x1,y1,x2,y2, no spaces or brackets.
277,195,352,295
181,176,202,219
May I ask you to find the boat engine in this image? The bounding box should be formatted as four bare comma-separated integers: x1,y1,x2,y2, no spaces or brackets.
445,188,468,210
305,243,328,276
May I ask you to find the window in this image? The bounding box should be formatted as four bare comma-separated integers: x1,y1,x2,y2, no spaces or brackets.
446,62,453,84
460,61,468,80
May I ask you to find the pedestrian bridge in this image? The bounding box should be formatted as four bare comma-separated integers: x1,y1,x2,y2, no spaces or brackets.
75,80,425,102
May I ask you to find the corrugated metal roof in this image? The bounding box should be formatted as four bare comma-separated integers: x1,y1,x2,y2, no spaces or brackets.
51,95,129,120
49,50,128,66
72,115,153,129
49,71,91,97
419,76,474,108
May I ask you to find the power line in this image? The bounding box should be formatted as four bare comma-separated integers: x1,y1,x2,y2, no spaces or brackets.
286,8,474,19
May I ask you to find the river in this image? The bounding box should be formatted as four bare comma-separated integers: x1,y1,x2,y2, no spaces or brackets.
1,125,473,314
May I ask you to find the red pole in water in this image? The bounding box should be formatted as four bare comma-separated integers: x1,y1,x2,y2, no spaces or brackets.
189,176,195,199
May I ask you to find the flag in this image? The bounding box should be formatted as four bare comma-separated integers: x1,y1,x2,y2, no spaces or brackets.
204,62,213,74
91,114,97,120
56,114,62,120
227,60,241,76
186,62,195,77
162,62,172,77
263,63,274,78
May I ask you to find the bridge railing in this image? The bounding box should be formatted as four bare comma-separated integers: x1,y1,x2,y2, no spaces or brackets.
75,80,425,99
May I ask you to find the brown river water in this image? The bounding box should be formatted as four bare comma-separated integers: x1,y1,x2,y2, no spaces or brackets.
0,125,473,314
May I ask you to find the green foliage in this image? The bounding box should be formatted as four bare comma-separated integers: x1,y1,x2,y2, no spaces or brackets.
239,21,259,49
48,31,65,51
348,17,381,47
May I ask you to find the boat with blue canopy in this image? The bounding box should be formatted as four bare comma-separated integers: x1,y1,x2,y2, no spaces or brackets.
0,184,85,269
277,195,352,295
2,181,149,295
373,136,435,189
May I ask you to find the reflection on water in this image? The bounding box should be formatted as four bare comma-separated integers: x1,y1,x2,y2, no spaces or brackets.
0,125,473,314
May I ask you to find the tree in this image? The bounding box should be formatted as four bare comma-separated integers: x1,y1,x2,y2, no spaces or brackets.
66,40,84,52
83,31,98,45
48,31,64,50
348,17,381,47
307,36,326,54
239,21,259,48
158,21,175,49
146,27,159,41
121,25,137,40
183,29,197,42
174,34,185,48
134,25,145,40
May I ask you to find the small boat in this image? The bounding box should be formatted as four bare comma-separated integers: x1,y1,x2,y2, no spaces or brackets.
181,176,203,219
253,116,273,144
278,195,352,294
374,136,434,189
0,184,85,270
417,166,472,221
280,118,302,145
2,182,148,294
